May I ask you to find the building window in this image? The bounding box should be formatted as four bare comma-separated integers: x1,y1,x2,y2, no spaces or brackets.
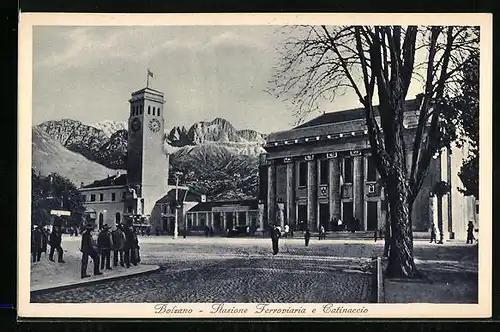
82,195,87,202
90,194,96,202
148,106,151,114
158,108,161,117
343,158,353,183
320,159,329,184
99,193,104,201
476,203,479,214
298,162,308,187
367,156,377,182
111,193,116,201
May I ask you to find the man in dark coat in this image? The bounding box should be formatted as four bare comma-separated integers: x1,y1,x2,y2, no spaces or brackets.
304,228,311,247
271,226,280,255
466,221,475,244
123,225,134,268
97,224,113,270
31,225,43,262
41,227,49,255
130,226,140,265
49,225,65,263
80,223,102,278
111,224,125,267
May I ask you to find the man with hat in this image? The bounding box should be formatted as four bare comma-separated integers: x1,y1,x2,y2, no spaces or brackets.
49,224,65,263
111,223,126,267
31,225,43,263
80,223,102,278
97,224,113,270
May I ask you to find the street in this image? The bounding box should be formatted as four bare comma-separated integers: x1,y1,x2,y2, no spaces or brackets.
30,235,478,303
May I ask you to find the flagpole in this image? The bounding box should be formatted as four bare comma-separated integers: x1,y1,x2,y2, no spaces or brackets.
146,70,149,88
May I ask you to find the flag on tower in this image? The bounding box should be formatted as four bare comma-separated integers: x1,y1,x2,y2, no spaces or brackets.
148,68,154,78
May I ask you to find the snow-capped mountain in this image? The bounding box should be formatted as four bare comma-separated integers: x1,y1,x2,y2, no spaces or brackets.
92,120,127,138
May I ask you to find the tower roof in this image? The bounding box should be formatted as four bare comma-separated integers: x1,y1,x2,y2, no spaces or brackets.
129,87,165,104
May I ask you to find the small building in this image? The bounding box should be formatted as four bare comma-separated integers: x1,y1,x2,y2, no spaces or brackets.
185,199,262,234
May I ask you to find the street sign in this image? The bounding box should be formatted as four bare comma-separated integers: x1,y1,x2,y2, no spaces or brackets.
50,210,71,216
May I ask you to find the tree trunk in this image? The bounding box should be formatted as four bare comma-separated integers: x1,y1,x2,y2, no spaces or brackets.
385,173,419,278
437,196,444,244
383,202,391,257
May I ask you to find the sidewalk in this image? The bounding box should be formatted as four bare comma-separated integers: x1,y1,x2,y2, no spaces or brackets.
382,256,478,303
30,241,160,293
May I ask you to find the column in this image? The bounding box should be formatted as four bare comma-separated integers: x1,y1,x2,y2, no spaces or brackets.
352,153,364,229
277,203,285,229
286,162,294,228
316,159,321,230
211,211,215,228
258,203,265,231
307,159,317,231
222,212,227,230
267,165,276,227
245,211,249,226
329,157,340,220
235,211,240,226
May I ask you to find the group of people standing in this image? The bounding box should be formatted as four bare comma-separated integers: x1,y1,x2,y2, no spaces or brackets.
80,223,141,279
31,224,65,263
269,224,314,255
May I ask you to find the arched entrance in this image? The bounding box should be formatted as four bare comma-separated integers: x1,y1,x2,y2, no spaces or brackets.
115,212,121,224
98,213,104,230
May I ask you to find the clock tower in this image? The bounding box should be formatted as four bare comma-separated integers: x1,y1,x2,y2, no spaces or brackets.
127,87,169,218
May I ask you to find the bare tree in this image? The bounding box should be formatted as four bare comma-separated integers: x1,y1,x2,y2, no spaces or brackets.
270,25,479,278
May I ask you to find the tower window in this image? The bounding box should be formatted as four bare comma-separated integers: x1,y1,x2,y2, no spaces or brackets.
152,107,156,116
148,106,151,114
158,108,161,117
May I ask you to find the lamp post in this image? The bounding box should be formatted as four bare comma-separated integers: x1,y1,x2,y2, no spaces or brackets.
173,171,183,239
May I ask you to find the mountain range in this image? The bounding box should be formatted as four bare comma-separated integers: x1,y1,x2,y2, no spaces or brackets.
33,117,266,199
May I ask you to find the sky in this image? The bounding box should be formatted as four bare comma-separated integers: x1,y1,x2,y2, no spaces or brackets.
32,26,424,134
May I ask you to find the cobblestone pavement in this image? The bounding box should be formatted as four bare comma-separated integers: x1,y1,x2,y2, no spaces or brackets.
31,253,373,303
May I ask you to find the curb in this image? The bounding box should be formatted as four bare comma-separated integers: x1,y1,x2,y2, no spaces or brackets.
376,257,385,303
30,265,161,295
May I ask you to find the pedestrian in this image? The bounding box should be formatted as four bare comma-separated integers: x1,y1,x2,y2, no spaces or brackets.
155,227,160,236
41,226,49,256
130,226,140,265
271,226,280,255
49,225,65,263
284,224,289,238
111,223,126,267
80,223,102,278
204,225,209,237
290,226,294,238
209,226,214,237
97,224,113,270
31,225,43,262
146,226,151,237
321,225,326,240
123,225,134,268
337,218,343,231
299,220,305,233
429,222,437,243
304,228,311,247
466,221,475,244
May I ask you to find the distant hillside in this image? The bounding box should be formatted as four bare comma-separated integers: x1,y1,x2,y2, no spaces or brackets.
32,127,124,187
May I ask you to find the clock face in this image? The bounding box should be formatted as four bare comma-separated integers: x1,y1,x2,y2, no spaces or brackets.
131,118,141,132
149,118,161,133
